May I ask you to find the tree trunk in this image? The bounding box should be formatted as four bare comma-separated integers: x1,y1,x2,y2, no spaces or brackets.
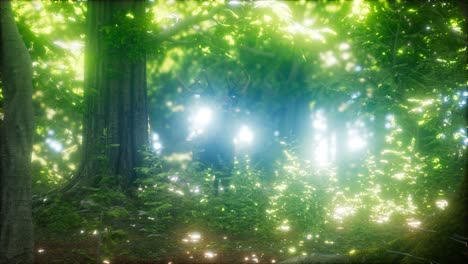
0,1,34,263
67,1,149,190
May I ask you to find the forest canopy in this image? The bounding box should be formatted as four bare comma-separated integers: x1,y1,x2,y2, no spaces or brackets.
0,0,467,263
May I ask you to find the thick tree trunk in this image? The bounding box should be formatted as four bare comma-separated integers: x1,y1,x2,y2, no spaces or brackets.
0,1,34,263
67,1,148,190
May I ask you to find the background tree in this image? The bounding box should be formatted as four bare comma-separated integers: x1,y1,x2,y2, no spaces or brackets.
0,1,34,263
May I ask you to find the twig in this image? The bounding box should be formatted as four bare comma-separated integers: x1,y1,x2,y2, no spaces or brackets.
449,236,468,247
154,4,225,43
452,234,468,241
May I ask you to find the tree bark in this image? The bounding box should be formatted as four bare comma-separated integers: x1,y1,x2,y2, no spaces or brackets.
0,1,34,263
66,1,149,190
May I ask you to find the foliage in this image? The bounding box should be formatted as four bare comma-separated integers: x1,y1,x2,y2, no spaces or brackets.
7,0,467,262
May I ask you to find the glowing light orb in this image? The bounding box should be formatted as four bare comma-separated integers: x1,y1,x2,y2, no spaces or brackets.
235,125,254,145
347,133,366,151
194,107,212,127
333,206,355,221
436,199,448,210
190,186,200,194
187,232,201,243
406,218,422,228
45,138,63,152
153,141,162,151
204,251,217,259
151,133,163,153
169,175,178,182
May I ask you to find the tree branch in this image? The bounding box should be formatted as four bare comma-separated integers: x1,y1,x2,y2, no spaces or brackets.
153,4,225,43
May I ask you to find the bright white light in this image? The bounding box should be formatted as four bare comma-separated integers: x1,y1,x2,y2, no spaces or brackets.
187,106,214,140
169,175,178,182
45,138,63,152
194,107,212,127
190,186,200,194
407,218,421,228
279,225,290,231
339,42,350,50
37,248,45,253
311,110,332,166
351,92,361,99
375,215,389,224
333,206,355,221
320,51,338,67
347,130,366,151
385,114,395,129
204,251,217,259
234,125,254,145
229,0,241,5
436,199,448,210
188,232,201,242
152,133,163,154
153,142,162,151
152,133,159,141
312,110,327,131
314,137,329,166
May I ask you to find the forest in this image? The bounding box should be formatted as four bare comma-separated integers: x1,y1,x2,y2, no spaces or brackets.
0,0,467,263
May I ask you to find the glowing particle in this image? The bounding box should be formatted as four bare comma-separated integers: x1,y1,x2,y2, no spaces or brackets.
436,199,448,210
187,232,201,242
407,218,422,228
169,175,178,182
204,251,217,258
